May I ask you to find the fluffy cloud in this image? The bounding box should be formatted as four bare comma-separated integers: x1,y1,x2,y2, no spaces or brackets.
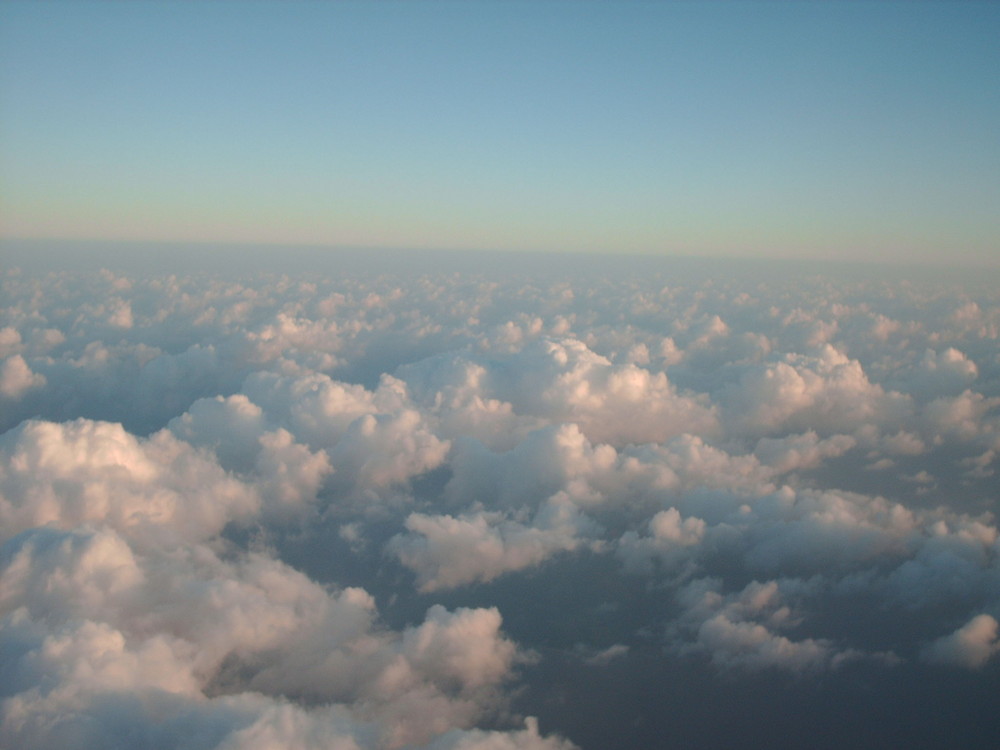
401,339,719,447
616,508,706,575
907,348,980,399
670,579,837,672
0,419,259,548
921,390,1000,442
720,345,911,437
3,253,1000,749
0,355,46,399
241,372,450,495
390,493,599,591
0,521,544,749
921,614,1000,669
752,431,856,475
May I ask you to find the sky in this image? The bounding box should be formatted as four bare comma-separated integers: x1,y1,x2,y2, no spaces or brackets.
1,1,998,264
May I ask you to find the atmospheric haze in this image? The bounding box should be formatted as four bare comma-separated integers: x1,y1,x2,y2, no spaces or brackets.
1,246,999,749
2,1,999,264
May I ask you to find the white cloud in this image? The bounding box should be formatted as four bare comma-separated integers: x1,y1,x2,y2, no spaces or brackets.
0,355,45,399
671,579,835,672
921,390,1000,442
3,256,1000,748
907,347,979,399
720,345,911,437
0,419,259,548
577,643,629,666
0,518,552,749
753,431,856,475
616,508,706,575
405,338,719,447
921,614,1000,669
390,493,599,591
327,409,450,492
0,327,24,357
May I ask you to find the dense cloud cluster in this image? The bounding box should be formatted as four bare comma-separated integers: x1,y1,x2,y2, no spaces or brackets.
2,250,999,748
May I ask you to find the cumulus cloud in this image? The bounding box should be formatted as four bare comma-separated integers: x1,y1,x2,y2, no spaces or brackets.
0,419,259,548
238,371,450,496
0,355,45,399
390,493,599,591
0,521,542,749
720,345,911,437
3,252,1000,748
907,348,979,399
670,579,836,673
616,508,706,575
921,390,1000,442
402,338,718,447
921,614,1000,669
752,431,856,475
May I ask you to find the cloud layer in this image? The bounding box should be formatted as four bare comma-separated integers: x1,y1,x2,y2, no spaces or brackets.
2,253,999,748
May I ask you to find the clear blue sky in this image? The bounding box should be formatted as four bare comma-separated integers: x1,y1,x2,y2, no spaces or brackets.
1,1,998,263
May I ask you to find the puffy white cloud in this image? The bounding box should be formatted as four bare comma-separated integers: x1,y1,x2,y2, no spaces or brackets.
921,390,1000,442
1,526,145,626
239,601,530,748
390,493,599,591
405,338,718,447
0,326,23,357
444,423,618,511
212,701,367,750
670,579,836,672
243,311,346,366
0,355,45,399
254,429,332,518
616,508,706,575
720,345,911,437
400,605,519,692
0,526,379,746
734,487,919,575
907,348,979,399
0,518,552,750
884,515,998,609
921,614,1000,669
327,409,450,492
0,419,259,548
241,371,385,448
168,395,331,519
878,429,928,456
239,371,450,495
753,431,856,475
397,352,546,450
168,393,268,472
695,614,831,673
3,255,1000,748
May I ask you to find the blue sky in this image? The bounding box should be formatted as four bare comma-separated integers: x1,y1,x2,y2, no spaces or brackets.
1,1,998,263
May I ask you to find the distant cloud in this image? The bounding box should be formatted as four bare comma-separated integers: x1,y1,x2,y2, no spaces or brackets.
921,614,1000,669
0,355,45,399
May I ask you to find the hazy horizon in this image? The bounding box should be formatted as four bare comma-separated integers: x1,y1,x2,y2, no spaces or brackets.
2,1,998,264
5,237,1000,278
